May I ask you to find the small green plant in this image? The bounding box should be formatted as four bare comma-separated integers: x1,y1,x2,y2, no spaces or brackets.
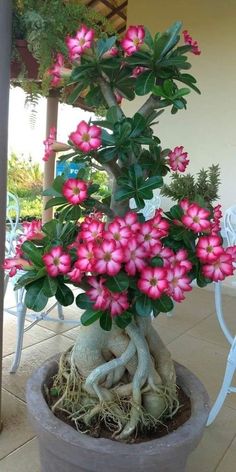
161,164,221,205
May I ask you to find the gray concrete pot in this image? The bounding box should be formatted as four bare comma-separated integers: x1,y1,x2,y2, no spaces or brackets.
26,356,209,472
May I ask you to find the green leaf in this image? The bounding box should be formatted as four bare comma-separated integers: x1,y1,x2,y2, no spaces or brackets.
14,268,46,289
138,175,163,194
105,272,129,292
115,311,133,329
96,36,117,57
135,294,153,317
42,276,58,297
52,176,65,194
42,220,58,237
101,129,115,146
55,284,74,306
169,204,184,220
76,293,93,309
135,71,156,96
115,188,135,201
100,311,112,331
98,147,117,163
44,196,67,210
106,106,122,124
144,27,154,49
154,295,174,313
25,278,48,312
130,113,146,137
21,241,44,267
81,308,102,326
67,82,86,105
150,257,164,267
68,205,81,221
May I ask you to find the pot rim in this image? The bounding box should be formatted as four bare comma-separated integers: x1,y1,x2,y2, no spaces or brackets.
26,355,209,455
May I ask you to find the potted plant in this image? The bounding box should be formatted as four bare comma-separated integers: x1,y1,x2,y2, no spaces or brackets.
5,21,236,471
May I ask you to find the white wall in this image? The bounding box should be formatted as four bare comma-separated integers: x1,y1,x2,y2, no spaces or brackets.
125,0,236,212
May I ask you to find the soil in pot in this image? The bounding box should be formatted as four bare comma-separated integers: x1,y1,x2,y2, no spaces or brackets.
44,371,191,444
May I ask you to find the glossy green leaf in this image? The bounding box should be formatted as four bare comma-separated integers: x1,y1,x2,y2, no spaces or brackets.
154,294,174,313
55,284,74,306
105,272,129,292
25,279,48,312
135,71,156,96
45,196,67,210
135,294,153,317
115,311,133,329
21,241,44,267
42,276,58,297
81,308,102,326
76,293,94,309
100,311,112,331
96,36,117,57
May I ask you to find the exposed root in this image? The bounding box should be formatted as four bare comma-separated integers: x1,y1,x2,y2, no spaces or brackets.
49,319,181,441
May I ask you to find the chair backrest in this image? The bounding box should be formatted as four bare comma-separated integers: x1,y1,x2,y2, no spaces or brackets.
223,206,236,246
5,192,20,257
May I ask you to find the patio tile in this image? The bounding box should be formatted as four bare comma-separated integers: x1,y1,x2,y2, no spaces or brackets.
3,313,55,357
0,438,40,472
168,333,236,410
2,334,72,401
187,310,236,348
157,288,215,336
186,405,236,472
0,390,35,460
215,434,236,471
36,303,82,334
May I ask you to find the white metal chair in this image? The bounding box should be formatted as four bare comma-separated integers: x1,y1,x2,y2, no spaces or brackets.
207,206,236,425
4,192,80,373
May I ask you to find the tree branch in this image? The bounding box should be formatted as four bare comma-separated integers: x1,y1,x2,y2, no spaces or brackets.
97,77,124,119
137,94,163,119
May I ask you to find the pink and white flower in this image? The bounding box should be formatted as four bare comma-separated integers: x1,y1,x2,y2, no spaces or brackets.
225,246,236,263
167,266,192,302
168,146,189,172
107,291,129,317
104,220,131,247
137,222,161,252
3,257,32,277
69,121,102,153
179,198,191,214
94,240,124,276
86,276,110,310
170,249,192,272
48,53,71,86
131,66,147,78
116,212,140,233
66,25,94,60
42,246,71,277
120,25,145,56
202,252,234,282
138,266,168,299
183,30,201,55
102,46,119,58
62,178,88,205
150,209,170,238
124,238,147,275
43,126,56,162
181,203,211,233
196,235,224,262
80,219,105,243
67,264,82,283
76,242,95,272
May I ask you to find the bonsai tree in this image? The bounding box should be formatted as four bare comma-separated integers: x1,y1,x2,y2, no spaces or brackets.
5,21,236,441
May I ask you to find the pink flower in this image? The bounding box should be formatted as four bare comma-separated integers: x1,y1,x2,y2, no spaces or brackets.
107,291,129,317
167,266,192,302
94,240,124,276
69,121,102,153
103,46,119,58
76,242,95,272
202,252,234,282
196,235,224,262
116,212,140,233
179,198,191,213
62,178,88,205
43,126,56,162
66,25,94,60
137,222,161,252
67,265,82,283
86,276,110,310
104,220,131,248
211,204,223,234
170,249,192,272
42,246,71,277
48,53,65,86
124,238,147,275
150,209,170,238
183,30,201,55
80,219,105,243
3,257,32,277
182,203,211,233
158,246,175,268
120,25,145,56
131,66,147,78
225,246,236,263
138,266,168,299
168,146,189,172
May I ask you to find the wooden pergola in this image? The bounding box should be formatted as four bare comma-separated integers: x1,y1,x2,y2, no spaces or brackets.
0,0,128,430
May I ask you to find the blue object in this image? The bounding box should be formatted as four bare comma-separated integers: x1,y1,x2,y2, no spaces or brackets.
56,161,82,178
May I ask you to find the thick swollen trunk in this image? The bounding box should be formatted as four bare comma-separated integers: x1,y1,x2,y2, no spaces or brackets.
53,318,179,440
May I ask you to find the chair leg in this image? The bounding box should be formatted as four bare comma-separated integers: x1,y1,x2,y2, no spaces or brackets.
207,340,236,425
10,289,27,373
57,303,64,320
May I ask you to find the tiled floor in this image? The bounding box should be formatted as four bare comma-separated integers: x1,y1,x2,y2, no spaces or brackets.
1,286,236,471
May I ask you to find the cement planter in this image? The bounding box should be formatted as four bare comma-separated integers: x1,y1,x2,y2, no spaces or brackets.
26,356,209,472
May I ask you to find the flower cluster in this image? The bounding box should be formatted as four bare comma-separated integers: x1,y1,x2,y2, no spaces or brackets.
43,127,56,162
183,30,201,55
